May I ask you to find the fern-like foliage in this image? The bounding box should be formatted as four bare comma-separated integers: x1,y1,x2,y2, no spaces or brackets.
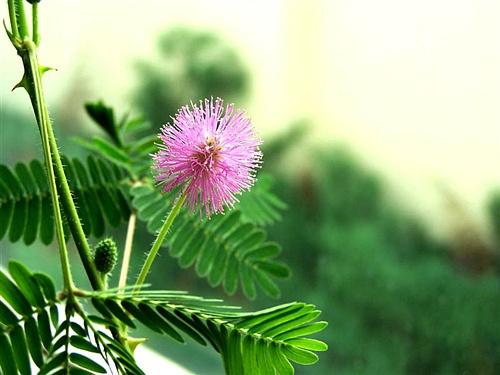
0,262,59,374
61,155,131,237
0,258,326,374
39,311,144,375
88,289,328,375
0,150,288,300
0,156,130,246
236,174,287,226
131,184,290,299
0,261,143,375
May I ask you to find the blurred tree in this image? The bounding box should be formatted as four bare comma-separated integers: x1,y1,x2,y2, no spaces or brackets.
133,27,249,129
269,149,500,374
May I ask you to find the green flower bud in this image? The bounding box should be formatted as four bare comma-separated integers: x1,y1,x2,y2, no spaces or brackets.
27,0,41,4
93,238,118,274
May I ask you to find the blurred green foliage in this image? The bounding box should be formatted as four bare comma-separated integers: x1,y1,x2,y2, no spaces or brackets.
133,27,249,129
270,149,500,374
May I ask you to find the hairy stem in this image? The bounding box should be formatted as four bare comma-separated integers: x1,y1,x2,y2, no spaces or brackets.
6,1,103,291
48,113,104,291
119,212,137,290
23,42,74,293
134,191,187,292
19,44,104,292
7,4,123,344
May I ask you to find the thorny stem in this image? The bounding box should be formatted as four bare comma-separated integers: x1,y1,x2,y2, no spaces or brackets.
119,212,137,290
6,0,124,345
23,42,74,295
6,2,104,291
134,191,187,292
19,46,104,292
47,108,105,291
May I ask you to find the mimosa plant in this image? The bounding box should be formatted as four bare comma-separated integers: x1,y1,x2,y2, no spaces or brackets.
1,1,328,374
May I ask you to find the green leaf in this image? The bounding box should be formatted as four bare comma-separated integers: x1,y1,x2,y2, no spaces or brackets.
89,138,131,172
9,194,27,242
282,345,319,365
156,306,206,346
131,185,288,299
25,317,44,367
37,309,53,350
84,100,121,146
33,272,57,301
9,261,46,307
0,269,32,315
10,324,31,375
121,300,162,334
270,342,294,375
0,158,131,246
69,353,107,374
138,303,183,343
70,336,100,353
38,352,65,375
0,332,18,375
0,300,18,326
254,269,281,298
236,174,287,225
285,338,328,351
103,299,136,328
88,290,327,375
274,321,328,341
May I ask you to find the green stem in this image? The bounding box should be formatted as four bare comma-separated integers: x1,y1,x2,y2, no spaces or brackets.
32,2,39,45
14,0,29,38
23,42,73,293
7,0,19,39
48,112,104,291
134,191,187,292
119,212,137,290
20,43,104,292
8,8,123,343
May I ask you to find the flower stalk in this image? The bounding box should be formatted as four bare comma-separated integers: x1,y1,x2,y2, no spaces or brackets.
119,212,137,290
134,191,187,292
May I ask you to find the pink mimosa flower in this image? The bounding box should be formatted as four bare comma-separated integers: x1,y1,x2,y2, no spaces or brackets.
153,98,262,216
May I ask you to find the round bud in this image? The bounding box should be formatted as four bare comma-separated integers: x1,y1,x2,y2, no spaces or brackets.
27,0,41,4
93,238,118,274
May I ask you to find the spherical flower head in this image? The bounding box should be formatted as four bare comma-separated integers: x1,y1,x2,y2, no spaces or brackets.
153,98,262,216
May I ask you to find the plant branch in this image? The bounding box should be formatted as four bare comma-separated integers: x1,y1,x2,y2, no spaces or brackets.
5,2,104,291
32,2,39,45
13,0,29,38
48,112,104,291
134,190,187,292
19,46,104,292
23,42,74,293
119,212,137,290
7,0,19,39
